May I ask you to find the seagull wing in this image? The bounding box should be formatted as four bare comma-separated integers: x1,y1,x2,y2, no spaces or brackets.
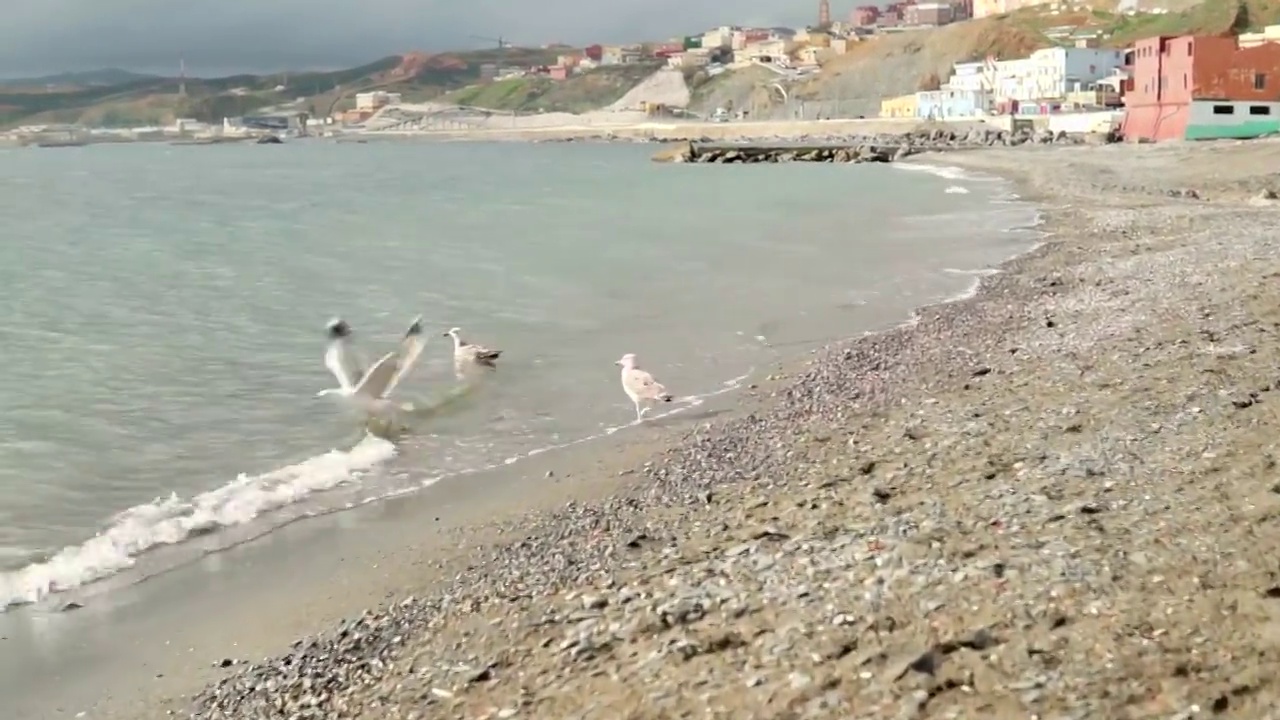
624,368,668,400
324,336,364,392
383,316,426,397
353,350,402,400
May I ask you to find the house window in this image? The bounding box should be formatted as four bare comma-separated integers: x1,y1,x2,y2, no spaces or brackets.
1250,105,1272,115
1212,104,1235,115
1256,73,1267,90
1187,40,1192,55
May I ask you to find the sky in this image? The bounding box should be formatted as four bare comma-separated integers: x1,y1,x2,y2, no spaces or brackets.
1,0,817,78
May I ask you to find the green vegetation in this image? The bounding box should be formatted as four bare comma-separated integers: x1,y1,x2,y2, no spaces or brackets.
438,63,663,114
994,0,1280,49
0,47,568,128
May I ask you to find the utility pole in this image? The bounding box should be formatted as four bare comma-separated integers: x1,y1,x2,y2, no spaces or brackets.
179,57,187,97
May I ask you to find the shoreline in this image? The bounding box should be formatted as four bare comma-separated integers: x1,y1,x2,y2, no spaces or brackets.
35,138,1280,718
173,158,1056,718
0,158,1027,720
192,139,1280,717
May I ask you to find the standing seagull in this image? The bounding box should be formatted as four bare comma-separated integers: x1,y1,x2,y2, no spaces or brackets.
443,326,502,379
616,353,673,422
319,316,427,419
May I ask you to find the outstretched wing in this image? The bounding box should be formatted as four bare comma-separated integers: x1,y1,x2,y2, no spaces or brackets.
383,316,426,397
323,318,365,391
353,350,402,400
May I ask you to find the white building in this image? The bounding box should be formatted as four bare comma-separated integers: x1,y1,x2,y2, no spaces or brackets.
701,26,735,49
668,49,712,68
355,91,402,110
950,47,1126,105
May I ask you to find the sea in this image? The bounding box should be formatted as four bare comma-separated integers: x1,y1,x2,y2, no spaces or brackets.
0,139,1039,614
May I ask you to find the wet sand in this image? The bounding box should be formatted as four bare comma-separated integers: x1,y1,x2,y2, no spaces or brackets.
24,137,1280,719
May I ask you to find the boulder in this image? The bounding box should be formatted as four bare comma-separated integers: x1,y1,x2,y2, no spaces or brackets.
651,140,695,163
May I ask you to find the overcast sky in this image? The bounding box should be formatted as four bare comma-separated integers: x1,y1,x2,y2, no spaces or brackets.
1,0,818,78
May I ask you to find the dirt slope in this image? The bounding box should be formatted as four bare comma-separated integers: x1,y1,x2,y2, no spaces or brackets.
798,20,1045,117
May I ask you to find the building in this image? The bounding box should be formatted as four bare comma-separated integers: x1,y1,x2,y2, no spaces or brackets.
731,28,771,50
355,91,401,110
1122,35,1280,141
738,38,793,65
880,93,919,118
600,45,642,64
584,44,604,61
650,41,684,58
548,65,570,80
851,5,880,25
793,29,832,46
1239,23,1280,47
916,88,989,118
905,2,955,26
668,49,713,68
702,26,736,49
990,47,1126,103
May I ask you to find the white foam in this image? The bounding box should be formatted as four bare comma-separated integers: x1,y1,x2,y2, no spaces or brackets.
0,434,396,610
894,162,1002,183
943,267,1001,277
944,185,970,194
0,366,758,612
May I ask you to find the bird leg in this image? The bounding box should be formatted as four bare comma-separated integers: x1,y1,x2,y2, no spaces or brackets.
634,400,644,422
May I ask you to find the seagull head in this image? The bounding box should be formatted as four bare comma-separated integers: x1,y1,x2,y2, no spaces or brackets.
442,327,461,339
326,318,352,339
615,353,637,368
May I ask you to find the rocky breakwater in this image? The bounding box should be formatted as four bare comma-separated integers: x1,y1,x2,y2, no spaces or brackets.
652,125,1097,164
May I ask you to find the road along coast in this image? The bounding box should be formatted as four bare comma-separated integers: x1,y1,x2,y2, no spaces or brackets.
173,138,1280,719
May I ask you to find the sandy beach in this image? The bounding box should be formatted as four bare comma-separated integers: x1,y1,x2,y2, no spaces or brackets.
27,136,1280,719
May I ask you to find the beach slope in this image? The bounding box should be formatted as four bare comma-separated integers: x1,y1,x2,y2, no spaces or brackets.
188,139,1280,718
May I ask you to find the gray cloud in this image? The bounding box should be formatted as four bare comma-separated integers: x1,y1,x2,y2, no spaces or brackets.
0,0,816,78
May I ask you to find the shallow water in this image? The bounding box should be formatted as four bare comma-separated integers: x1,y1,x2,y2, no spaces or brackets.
0,140,1036,609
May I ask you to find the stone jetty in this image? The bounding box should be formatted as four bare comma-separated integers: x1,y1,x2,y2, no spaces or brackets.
652,124,1106,163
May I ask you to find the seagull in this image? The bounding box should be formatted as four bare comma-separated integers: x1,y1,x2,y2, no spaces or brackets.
442,326,502,379
616,353,673,422
318,316,426,419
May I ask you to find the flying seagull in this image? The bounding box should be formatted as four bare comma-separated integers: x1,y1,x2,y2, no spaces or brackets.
616,352,673,422
443,326,502,379
318,316,426,418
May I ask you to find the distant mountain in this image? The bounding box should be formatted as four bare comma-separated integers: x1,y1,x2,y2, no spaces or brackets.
2,69,161,89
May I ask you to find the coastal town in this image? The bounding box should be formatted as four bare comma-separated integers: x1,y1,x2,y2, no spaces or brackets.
3,0,1280,145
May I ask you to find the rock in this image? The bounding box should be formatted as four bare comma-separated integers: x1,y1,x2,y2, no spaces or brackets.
652,140,695,163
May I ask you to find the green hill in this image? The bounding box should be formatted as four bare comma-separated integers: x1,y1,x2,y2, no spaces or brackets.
0,48,564,128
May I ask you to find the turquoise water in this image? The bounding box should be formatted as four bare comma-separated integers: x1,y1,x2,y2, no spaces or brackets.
0,139,1034,610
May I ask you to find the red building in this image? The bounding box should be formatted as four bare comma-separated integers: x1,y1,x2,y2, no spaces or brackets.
1122,34,1280,141
650,41,684,58
584,44,603,61
851,5,880,25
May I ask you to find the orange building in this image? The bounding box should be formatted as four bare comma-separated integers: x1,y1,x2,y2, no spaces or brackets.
1122,34,1280,141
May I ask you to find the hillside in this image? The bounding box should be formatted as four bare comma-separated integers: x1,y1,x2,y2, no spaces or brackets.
0,47,562,128
437,63,663,114
787,0,1280,118
1,68,160,91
